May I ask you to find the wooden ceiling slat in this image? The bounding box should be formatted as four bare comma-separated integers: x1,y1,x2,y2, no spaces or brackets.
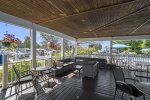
0,0,150,39
92,0,149,32
38,0,137,23
39,0,149,38
94,8,150,38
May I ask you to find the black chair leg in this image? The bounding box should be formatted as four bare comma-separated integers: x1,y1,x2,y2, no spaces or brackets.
121,92,124,100
130,96,136,100
32,79,38,95
113,89,117,100
15,85,18,99
21,85,22,94
16,84,20,100
143,95,145,100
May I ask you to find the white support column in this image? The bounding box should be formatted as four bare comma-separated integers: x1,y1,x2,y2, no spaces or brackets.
61,38,65,59
31,25,37,68
109,38,113,63
2,55,8,89
74,40,78,56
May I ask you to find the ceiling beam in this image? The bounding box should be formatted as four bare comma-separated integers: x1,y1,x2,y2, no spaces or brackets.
38,0,137,24
130,19,150,34
44,0,66,15
77,35,150,42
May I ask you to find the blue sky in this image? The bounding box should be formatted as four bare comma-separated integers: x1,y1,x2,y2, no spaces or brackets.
0,21,110,48
0,22,43,44
0,22,30,42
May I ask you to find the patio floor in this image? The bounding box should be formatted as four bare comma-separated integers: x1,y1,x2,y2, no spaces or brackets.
1,69,150,100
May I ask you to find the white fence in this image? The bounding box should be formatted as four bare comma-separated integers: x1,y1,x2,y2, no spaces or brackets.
0,58,52,86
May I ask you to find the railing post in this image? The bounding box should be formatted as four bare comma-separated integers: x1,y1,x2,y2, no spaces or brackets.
74,40,78,56
2,55,8,89
109,38,113,63
31,24,37,68
61,38,64,59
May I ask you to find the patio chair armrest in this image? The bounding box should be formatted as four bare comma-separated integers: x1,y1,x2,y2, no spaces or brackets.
116,81,133,93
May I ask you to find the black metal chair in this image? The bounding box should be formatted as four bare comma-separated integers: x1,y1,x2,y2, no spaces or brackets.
42,68,56,86
12,65,38,99
112,65,145,100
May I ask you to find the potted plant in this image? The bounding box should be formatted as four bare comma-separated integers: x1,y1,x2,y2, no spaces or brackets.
2,33,21,61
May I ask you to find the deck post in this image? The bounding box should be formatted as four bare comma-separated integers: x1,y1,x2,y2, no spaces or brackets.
61,38,65,59
2,55,8,89
74,40,78,56
31,24,37,68
109,38,113,63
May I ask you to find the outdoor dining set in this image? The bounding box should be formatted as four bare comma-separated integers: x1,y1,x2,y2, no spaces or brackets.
11,56,150,100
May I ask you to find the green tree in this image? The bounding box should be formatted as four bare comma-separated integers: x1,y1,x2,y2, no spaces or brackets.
144,40,150,48
36,43,41,48
23,36,31,48
113,40,143,54
127,40,143,54
10,43,18,49
88,42,102,51
40,32,59,48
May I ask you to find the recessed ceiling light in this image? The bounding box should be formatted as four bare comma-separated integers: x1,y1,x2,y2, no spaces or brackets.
74,9,79,13
83,32,88,33
88,29,92,31
59,13,66,16
81,19,86,22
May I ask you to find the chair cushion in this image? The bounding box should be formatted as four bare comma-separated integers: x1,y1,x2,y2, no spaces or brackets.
85,61,97,65
56,67,62,69
57,61,64,67
63,62,75,67
67,62,74,65
59,58,70,63
70,58,76,62
20,75,34,84
63,63,69,67
42,70,53,74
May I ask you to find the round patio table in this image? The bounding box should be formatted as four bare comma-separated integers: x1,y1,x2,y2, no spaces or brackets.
31,66,53,79
31,66,51,71
31,66,56,86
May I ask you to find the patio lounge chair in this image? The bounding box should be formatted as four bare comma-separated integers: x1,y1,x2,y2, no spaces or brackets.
112,66,145,100
12,65,38,99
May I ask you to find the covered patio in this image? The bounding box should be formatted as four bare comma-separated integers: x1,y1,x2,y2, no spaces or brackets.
0,0,150,100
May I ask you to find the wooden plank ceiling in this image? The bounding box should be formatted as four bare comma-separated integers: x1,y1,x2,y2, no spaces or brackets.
0,0,150,39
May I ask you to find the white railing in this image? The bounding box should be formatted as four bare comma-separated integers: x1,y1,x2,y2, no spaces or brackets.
77,54,150,66
0,54,150,86
0,57,53,86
